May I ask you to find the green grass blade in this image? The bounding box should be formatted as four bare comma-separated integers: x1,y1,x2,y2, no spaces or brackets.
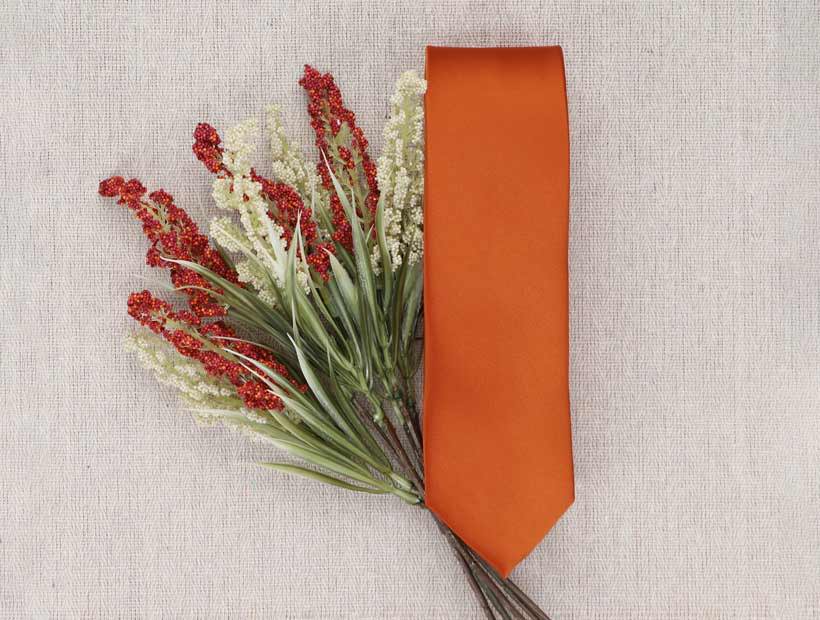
259,463,388,495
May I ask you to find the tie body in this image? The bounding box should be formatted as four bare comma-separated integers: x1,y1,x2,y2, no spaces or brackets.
423,46,574,577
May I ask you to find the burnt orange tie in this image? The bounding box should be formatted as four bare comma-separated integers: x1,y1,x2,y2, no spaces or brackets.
423,46,574,577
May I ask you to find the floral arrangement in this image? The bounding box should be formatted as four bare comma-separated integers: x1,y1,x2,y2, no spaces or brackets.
101,66,551,620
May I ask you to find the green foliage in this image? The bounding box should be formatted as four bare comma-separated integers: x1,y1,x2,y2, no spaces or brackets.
167,157,424,504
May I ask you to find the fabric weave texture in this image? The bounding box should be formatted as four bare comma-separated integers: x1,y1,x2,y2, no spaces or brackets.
1,1,819,618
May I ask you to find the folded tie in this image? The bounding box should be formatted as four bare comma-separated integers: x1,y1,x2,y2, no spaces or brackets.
423,45,575,577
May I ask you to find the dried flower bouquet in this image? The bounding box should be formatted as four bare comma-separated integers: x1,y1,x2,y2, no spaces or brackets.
101,66,551,620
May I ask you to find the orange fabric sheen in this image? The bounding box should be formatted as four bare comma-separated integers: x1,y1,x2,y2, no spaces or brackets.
423,46,574,577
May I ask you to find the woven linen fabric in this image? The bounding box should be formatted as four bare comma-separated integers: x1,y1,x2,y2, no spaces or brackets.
1,1,819,618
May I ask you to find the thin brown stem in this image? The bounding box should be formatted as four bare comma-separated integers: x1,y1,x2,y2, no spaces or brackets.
470,563,524,619
395,397,423,457
431,513,496,620
399,381,424,450
351,399,417,489
502,578,552,620
462,547,532,620
355,394,425,493
470,553,552,620
384,414,421,476
434,518,551,620
382,412,424,489
430,515,517,619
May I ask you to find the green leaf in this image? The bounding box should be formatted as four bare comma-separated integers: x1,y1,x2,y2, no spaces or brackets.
311,183,335,237
297,231,348,353
401,263,424,351
322,154,383,345
325,279,364,369
259,463,388,495
283,223,350,376
273,409,369,473
261,211,288,269
187,410,380,488
374,193,393,303
264,435,380,487
327,251,359,318
326,366,391,468
283,223,299,312
165,258,291,335
288,334,364,449
226,350,389,474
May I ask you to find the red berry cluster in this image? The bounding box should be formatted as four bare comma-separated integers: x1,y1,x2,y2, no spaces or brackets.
250,170,334,280
99,176,238,318
193,123,224,173
127,290,302,412
299,65,380,249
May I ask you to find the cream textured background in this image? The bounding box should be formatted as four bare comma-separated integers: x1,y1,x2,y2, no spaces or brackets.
2,1,819,618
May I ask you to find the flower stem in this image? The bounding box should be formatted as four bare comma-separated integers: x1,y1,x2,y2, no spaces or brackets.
472,554,553,620
426,509,553,619
429,512,496,620
363,384,552,619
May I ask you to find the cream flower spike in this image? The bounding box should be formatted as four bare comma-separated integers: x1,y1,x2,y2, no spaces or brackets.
210,117,311,299
375,71,426,272
266,104,323,203
125,332,243,423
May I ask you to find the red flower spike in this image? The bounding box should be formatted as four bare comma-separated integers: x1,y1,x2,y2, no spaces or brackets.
299,65,380,248
99,176,125,197
126,291,301,412
237,381,284,411
127,290,201,334
148,189,174,207
100,177,239,318
249,169,332,281
193,123,225,173
306,242,334,280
